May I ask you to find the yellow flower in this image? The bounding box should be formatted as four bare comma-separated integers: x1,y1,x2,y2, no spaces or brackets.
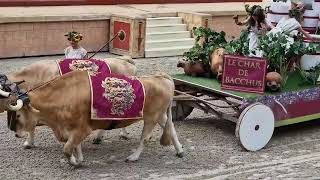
72,34,83,42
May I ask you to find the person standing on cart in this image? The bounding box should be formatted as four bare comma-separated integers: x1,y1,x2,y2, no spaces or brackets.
64,31,88,59
267,8,318,39
233,5,274,57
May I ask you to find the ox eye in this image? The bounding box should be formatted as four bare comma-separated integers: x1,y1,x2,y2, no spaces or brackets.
17,114,20,118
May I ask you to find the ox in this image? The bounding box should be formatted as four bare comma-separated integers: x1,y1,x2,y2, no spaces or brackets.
0,71,184,166
7,56,136,148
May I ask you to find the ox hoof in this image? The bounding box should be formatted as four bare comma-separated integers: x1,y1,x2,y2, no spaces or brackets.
23,142,34,149
23,145,34,149
176,152,184,158
69,155,82,168
125,158,138,163
70,163,82,168
92,138,102,144
78,156,84,163
125,155,139,162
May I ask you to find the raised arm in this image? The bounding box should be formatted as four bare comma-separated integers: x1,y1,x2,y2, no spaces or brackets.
265,18,275,30
260,22,273,32
299,27,313,39
233,15,250,26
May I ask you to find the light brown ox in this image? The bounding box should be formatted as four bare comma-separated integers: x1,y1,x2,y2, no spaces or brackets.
7,56,136,148
0,71,184,167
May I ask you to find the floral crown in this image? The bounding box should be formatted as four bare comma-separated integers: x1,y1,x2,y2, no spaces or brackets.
245,4,262,16
64,31,83,42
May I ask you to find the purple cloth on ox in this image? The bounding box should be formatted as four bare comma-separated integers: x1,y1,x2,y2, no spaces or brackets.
89,73,145,120
57,58,145,120
56,58,111,75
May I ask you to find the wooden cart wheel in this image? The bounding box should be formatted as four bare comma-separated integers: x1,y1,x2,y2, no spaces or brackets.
172,102,194,121
235,103,275,151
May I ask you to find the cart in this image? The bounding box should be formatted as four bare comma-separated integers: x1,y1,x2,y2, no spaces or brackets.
171,70,320,152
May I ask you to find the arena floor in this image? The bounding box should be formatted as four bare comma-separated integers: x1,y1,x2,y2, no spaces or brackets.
1,53,320,179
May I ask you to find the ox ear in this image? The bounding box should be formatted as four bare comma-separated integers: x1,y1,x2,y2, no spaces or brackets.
27,104,40,113
0,95,13,113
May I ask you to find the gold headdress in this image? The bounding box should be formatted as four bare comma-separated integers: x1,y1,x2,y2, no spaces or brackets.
288,8,304,23
245,4,263,16
65,31,83,42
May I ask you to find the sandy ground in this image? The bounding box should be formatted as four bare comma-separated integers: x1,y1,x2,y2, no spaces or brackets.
1,53,320,180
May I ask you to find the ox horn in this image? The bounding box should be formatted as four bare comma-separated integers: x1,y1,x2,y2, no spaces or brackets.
8,99,24,111
0,85,10,97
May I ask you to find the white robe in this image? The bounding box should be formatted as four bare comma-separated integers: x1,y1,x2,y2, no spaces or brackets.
248,19,273,57
268,17,301,36
64,46,87,59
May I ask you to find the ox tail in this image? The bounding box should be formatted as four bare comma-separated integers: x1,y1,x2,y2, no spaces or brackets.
160,100,173,146
118,55,135,65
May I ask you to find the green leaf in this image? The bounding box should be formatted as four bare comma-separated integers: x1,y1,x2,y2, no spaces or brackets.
183,27,228,69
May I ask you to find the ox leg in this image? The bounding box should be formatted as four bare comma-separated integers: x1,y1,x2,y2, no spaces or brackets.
74,143,84,162
23,131,35,149
64,138,79,167
92,130,104,144
169,122,184,158
63,131,89,167
126,120,157,162
158,112,184,158
119,128,130,140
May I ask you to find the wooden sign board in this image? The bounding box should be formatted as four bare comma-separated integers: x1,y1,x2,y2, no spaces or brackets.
221,55,267,94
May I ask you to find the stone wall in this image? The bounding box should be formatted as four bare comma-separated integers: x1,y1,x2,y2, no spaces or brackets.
0,20,109,58
178,12,247,41
178,12,213,33
0,12,249,58
210,15,247,40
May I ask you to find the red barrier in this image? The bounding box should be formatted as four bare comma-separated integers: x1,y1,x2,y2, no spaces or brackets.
0,0,262,7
